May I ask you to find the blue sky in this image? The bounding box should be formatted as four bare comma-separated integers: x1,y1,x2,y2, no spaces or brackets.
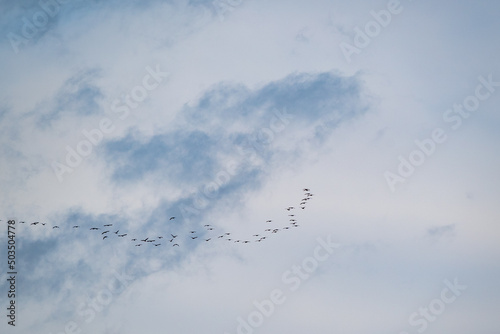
1,0,499,333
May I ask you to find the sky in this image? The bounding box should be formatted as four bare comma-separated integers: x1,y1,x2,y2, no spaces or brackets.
0,0,499,333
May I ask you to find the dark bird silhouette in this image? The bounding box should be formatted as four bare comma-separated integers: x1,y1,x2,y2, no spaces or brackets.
53,226,59,229
131,238,137,241
104,224,113,227
190,231,196,233
154,244,161,246
266,220,272,223
158,236,163,239
169,217,175,220
135,244,141,246
205,238,211,242
73,226,79,228
204,224,210,227
191,236,198,239
32,222,40,225
114,230,120,234
118,234,127,237
303,188,310,191
102,231,109,234
42,223,46,226
171,234,177,238
103,236,108,240
173,243,179,247
90,228,99,230
141,238,149,242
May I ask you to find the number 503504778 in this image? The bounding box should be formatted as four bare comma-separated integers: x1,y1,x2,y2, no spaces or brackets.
7,220,16,270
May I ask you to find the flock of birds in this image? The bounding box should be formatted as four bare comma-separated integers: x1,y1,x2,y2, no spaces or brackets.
11,189,314,249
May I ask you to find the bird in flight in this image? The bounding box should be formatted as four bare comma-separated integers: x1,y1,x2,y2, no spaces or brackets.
15,187,313,253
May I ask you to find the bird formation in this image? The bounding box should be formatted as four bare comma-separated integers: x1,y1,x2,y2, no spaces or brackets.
10,189,314,250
